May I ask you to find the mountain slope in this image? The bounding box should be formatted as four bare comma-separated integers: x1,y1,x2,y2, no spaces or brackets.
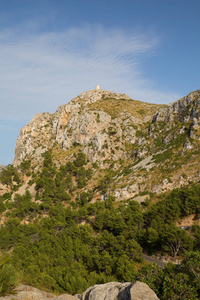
13,89,162,166
12,88,200,202
0,89,200,299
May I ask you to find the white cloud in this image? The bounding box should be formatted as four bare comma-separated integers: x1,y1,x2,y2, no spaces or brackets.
0,25,180,121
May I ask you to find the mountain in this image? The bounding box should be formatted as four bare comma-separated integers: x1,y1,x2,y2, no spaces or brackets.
0,88,200,299
12,88,200,201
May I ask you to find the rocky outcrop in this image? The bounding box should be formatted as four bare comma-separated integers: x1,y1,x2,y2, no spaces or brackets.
0,182,9,196
80,281,159,300
10,88,200,201
0,285,78,300
14,113,53,166
152,89,200,124
0,282,159,300
13,89,200,168
13,89,155,167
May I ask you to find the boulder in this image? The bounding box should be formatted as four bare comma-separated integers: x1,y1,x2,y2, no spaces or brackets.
81,282,123,300
80,281,159,300
0,282,159,300
54,295,79,300
0,285,79,300
129,281,159,300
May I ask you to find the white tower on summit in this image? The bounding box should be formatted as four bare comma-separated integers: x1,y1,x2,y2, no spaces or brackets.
96,85,100,90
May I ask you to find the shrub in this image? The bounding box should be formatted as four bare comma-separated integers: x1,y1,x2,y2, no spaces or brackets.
73,152,87,167
0,255,18,296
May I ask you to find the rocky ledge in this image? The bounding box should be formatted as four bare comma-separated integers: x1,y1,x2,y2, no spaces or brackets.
0,282,159,300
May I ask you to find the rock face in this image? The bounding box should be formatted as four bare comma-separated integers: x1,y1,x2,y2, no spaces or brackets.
153,89,200,123
0,282,159,300
11,88,200,200
13,89,200,167
0,284,78,300
14,112,53,166
13,89,159,167
80,281,159,300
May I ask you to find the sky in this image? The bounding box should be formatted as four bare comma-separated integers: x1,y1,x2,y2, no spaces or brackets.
0,0,200,165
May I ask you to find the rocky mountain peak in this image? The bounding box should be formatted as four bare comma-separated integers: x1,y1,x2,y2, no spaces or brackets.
74,89,131,104
61,89,131,113
12,89,149,167
12,89,200,201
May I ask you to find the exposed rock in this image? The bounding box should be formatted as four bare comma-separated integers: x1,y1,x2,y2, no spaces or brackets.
162,134,172,145
14,113,52,166
13,90,139,167
132,155,154,171
132,194,150,204
148,124,155,137
54,295,79,300
162,178,168,185
135,147,148,159
183,139,193,150
192,117,199,129
0,282,159,300
0,285,79,300
179,126,186,134
10,88,200,200
80,281,159,300
189,129,196,139
123,281,159,300
137,137,146,146
153,89,200,123
11,177,36,200
113,185,139,201
0,182,10,196
152,106,173,123
81,282,122,300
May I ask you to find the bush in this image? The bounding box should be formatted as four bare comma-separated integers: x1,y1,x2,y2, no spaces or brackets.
73,152,87,167
0,255,18,296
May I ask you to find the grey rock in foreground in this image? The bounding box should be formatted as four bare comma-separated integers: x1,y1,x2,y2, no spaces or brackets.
0,284,78,300
0,282,159,300
80,281,159,300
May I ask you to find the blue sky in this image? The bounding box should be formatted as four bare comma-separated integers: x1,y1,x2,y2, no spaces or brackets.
0,0,200,165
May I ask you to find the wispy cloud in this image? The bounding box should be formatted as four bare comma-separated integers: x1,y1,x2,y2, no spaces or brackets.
0,25,180,121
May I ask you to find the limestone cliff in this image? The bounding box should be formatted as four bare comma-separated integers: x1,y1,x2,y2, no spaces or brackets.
12,88,200,200
13,89,161,167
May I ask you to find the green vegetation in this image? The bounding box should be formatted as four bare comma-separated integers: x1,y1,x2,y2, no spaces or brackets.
0,150,200,298
136,109,145,115
108,127,117,136
87,97,163,119
153,149,173,163
137,251,200,299
0,254,18,296
0,165,21,190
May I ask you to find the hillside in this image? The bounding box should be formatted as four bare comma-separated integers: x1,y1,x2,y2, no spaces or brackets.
0,88,200,299
11,88,200,202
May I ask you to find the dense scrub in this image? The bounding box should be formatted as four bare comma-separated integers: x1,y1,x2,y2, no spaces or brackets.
0,254,18,296
0,151,200,298
137,251,200,299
